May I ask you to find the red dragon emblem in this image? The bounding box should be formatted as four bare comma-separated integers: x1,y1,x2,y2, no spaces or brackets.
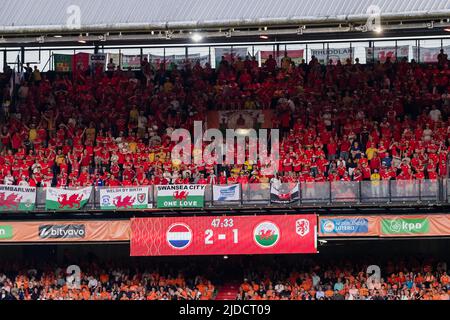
278,193,291,200
258,229,275,241
0,192,22,209
173,191,189,201
58,194,83,209
113,196,135,209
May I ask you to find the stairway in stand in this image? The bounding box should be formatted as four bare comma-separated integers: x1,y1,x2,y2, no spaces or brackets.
215,283,239,300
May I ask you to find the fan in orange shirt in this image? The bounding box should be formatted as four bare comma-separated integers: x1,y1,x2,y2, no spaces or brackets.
359,285,369,297
99,273,109,284
119,292,130,300
81,288,91,300
325,287,334,298
240,281,251,293
100,288,111,300
440,273,449,286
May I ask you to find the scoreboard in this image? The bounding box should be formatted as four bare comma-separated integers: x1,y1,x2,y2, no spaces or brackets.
130,215,317,256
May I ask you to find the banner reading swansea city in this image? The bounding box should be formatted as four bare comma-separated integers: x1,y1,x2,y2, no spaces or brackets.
0,185,36,211
156,185,206,208
45,187,93,211
131,214,317,256
100,187,149,210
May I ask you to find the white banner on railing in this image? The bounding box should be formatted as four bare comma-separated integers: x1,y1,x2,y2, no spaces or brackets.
365,46,409,63
213,184,241,201
100,187,149,210
0,185,36,211
412,46,450,63
311,48,353,64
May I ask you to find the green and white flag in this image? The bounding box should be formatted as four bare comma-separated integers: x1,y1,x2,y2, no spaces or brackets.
45,187,92,211
100,187,149,210
0,185,36,211
157,185,206,208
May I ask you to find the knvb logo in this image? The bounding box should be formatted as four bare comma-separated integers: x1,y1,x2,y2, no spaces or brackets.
171,121,280,175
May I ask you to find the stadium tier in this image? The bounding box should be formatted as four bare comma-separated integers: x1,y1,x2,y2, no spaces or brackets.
0,243,449,300
0,53,450,212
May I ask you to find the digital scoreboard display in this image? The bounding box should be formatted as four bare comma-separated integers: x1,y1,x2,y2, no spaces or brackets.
130,215,317,256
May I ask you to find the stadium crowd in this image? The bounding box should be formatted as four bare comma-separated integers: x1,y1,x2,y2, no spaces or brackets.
0,260,215,300
0,50,449,188
237,257,450,300
1,254,448,300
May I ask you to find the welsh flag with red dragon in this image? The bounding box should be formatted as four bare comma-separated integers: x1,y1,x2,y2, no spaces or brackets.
45,187,92,211
0,185,36,211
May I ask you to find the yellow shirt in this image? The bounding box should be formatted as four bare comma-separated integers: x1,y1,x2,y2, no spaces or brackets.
371,173,381,185
163,82,173,93
86,128,96,140
244,160,254,170
158,151,166,162
244,100,256,109
128,141,137,153
365,147,378,160
29,129,37,141
281,57,292,70
129,109,139,122
55,155,65,165
231,166,241,175
33,70,41,81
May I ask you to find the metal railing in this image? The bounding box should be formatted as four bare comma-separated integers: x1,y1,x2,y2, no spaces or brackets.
18,179,448,212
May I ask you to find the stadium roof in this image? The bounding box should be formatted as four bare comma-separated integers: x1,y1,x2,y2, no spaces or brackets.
0,0,449,45
1,0,449,32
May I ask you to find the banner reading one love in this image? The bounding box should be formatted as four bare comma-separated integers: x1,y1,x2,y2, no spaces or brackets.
156,185,206,209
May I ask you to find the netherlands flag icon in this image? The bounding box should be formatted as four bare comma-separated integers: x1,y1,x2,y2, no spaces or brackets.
166,223,193,250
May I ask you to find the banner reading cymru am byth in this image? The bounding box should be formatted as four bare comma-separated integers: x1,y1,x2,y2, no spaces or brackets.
45,187,93,211
0,185,36,211
157,185,206,208
100,187,149,210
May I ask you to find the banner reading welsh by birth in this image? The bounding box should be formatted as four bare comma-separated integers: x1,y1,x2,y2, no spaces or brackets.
157,185,206,208
0,185,36,211
45,187,93,211
100,187,149,210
